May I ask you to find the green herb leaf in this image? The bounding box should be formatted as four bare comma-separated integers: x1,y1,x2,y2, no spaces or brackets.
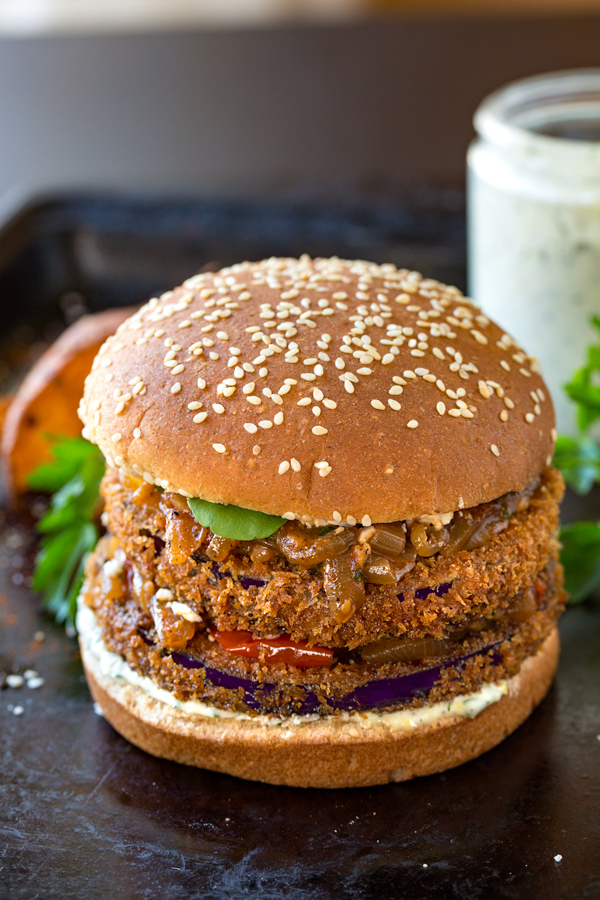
553,434,600,495
187,497,285,540
564,317,600,431
560,521,600,604
29,437,105,627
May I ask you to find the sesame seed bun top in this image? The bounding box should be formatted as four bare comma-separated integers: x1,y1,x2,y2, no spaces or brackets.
79,257,555,526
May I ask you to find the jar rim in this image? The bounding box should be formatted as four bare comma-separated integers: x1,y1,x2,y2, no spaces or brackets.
474,69,600,169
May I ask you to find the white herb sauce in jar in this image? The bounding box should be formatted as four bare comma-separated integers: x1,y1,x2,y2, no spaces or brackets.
468,70,600,433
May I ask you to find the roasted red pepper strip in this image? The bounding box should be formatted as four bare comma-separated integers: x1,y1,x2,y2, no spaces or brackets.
213,629,334,668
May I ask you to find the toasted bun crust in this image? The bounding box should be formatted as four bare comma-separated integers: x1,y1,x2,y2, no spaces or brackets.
81,627,559,789
79,258,555,524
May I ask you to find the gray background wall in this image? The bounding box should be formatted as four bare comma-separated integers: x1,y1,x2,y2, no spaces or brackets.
0,14,598,206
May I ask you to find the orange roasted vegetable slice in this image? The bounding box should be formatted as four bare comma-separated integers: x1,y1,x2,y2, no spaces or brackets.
1,307,135,495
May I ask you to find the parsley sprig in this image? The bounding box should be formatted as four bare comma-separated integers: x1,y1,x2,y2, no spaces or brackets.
554,316,600,602
29,437,105,627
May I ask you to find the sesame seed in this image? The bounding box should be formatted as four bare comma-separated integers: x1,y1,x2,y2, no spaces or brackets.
115,401,125,414
133,428,141,439
171,383,182,394
500,410,509,422
213,444,226,453
448,409,461,417
247,396,261,406
314,460,329,469
332,511,343,523
274,412,284,425
111,433,122,442
504,397,515,409
371,399,386,410
193,412,208,423
344,382,355,394
312,425,328,435
172,364,185,375
297,397,311,406
312,406,321,416
388,399,401,411
259,420,273,429
244,423,258,434
491,444,500,457
335,358,345,370
525,413,535,423
198,379,206,389
382,354,394,365
357,367,372,376
437,402,446,415
291,458,301,472
551,428,557,441
213,404,225,414
478,382,491,399
279,461,290,475
432,347,445,360
301,373,316,381
407,420,418,429
500,360,510,371
361,515,372,526
188,401,202,410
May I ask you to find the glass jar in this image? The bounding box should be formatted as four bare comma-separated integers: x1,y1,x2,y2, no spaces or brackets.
468,69,600,434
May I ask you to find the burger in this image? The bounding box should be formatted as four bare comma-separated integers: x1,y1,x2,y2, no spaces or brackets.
76,256,565,788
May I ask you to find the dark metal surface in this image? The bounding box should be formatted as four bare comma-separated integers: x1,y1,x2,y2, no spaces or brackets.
1,551,598,900
0,195,598,900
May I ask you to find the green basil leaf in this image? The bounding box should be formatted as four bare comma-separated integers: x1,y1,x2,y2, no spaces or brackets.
560,521,600,604
187,497,286,540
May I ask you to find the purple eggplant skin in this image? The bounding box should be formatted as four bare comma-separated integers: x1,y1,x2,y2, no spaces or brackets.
170,638,502,715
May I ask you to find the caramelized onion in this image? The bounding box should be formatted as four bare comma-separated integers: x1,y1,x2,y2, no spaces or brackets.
363,554,416,584
462,512,508,551
438,513,479,557
205,534,235,562
324,552,366,623
368,523,406,559
361,636,455,664
163,508,208,565
392,545,417,578
364,555,400,584
410,523,450,557
272,523,355,567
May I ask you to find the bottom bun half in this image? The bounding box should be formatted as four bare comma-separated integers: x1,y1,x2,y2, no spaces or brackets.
81,628,559,789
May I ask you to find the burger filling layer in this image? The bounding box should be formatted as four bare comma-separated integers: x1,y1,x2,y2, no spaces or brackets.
79,467,565,718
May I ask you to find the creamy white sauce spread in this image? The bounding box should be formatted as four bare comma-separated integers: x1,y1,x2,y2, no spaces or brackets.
77,598,508,731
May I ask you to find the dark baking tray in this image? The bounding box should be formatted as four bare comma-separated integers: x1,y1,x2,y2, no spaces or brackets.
0,193,598,900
